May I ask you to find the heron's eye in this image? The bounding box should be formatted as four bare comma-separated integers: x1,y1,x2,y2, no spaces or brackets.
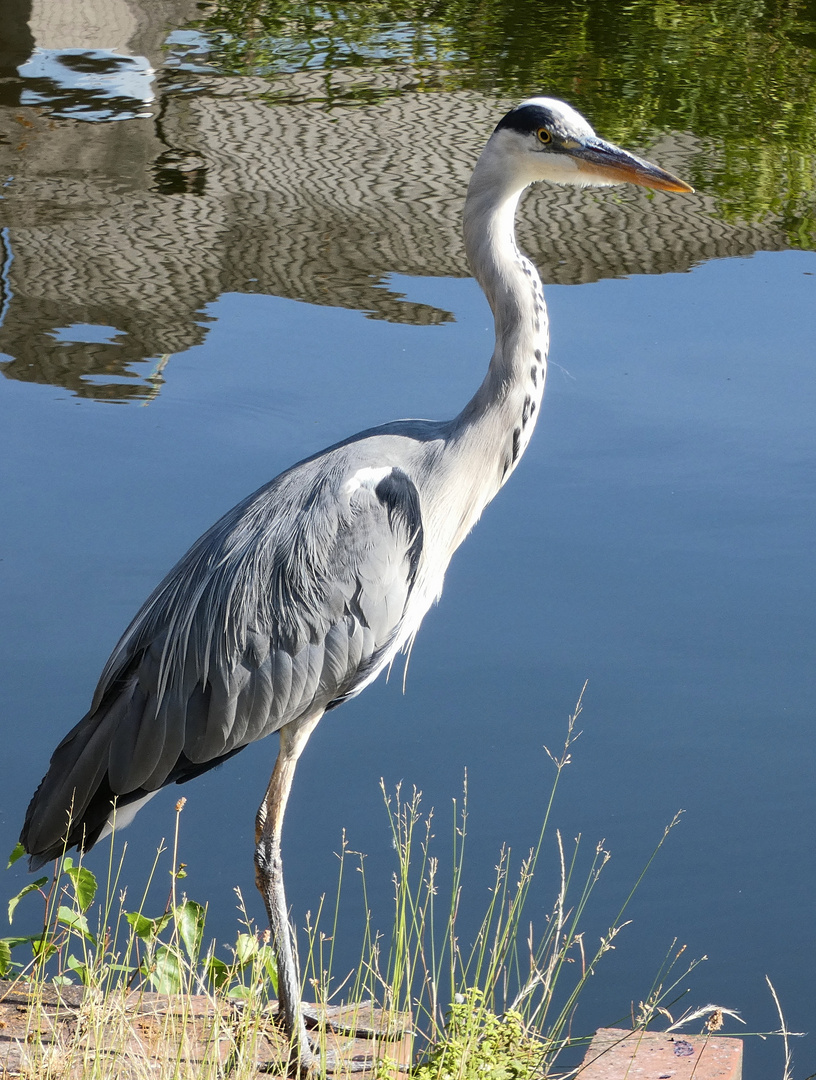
536,128,552,145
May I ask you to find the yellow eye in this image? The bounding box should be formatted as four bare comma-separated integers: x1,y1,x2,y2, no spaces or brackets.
536,128,552,144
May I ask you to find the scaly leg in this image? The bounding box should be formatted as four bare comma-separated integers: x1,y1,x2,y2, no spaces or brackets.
255,714,322,1076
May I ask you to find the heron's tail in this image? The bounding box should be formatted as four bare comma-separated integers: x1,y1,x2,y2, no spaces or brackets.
21,697,144,871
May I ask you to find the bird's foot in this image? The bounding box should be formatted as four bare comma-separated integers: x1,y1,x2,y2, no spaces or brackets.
260,999,411,1076
300,1001,379,1040
301,1000,411,1043
306,1043,375,1074
257,1041,375,1076
301,1035,410,1076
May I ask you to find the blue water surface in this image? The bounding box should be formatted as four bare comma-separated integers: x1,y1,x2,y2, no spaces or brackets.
1,250,814,1078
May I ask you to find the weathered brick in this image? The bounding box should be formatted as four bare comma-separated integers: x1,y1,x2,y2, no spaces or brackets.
579,1027,742,1080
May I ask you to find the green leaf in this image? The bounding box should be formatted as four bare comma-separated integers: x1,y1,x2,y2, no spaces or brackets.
205,955,230,990
227,983,252,1001
57,905,96,944
175,899,205,962
8,877,48,923
6,842,26,869
66,953,91,985
0,939,11,975
126,910,172,942
125,911,154,939
31,934,58,961
1,935,39,949
257,944,278,995
51,974,73,986
65,865,97,912
234,933,258,967
150,945,183,994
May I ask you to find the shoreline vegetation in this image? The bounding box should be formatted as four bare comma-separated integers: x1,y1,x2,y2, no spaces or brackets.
0,696,788,1077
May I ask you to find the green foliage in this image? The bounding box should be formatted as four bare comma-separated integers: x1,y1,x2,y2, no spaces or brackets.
6,842,26,869
176,898,206,961
211,930,279,1001
413,989,544,1080
0,805,277,1004
56,904,96,943
125,909,173,942
7,877,47,923
151,944,184,994
296,690,693,1076
0,938,11,976
1,708,752,1077
62,856,97,912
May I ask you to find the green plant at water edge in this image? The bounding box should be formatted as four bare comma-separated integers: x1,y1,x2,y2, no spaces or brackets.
412,988,546,1080
1,799,287,1077
298,689,693,1077
0,692,760,1078
2,798,277,1005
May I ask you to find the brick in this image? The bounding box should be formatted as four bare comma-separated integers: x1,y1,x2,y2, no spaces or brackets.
0,980,411,1078
579,1027,742,1080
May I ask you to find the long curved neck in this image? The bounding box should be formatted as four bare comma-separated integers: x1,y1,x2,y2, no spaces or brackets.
444,146,549,534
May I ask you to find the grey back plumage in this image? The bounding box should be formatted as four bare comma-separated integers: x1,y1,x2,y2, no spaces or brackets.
22,431,431,864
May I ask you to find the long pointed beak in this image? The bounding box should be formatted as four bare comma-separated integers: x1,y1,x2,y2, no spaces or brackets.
571,137,693,193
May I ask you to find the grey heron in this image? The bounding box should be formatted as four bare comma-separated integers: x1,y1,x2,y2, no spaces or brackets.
21,98,691,1074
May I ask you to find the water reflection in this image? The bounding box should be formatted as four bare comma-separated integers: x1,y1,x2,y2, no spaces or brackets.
0,226,12,328
18,48,154,121
0,49,807,398
0,0,813,400
189,0,816,235
0,1,812,403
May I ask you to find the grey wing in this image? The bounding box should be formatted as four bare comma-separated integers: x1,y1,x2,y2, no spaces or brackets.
21,460,424,865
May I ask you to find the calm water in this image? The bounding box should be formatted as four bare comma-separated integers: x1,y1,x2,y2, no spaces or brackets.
1,2,815,1077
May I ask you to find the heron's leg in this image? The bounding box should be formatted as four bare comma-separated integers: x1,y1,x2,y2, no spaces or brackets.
255,713,322,1076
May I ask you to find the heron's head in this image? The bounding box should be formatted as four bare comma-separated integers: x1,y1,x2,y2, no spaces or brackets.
488,97,692,193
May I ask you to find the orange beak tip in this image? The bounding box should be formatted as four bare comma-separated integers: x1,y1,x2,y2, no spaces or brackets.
665,179,695,194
